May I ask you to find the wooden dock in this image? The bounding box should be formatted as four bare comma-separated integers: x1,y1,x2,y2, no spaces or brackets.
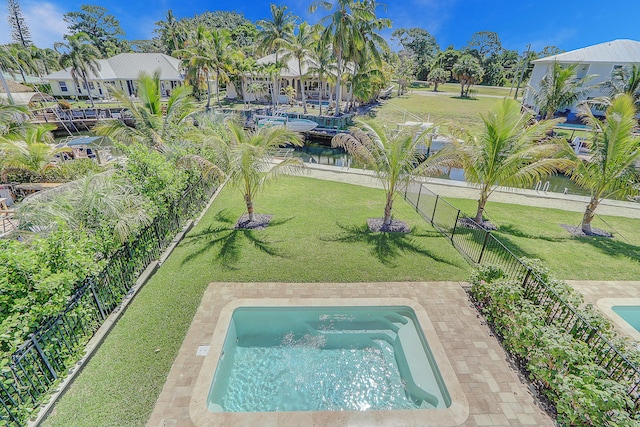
30,107,133,132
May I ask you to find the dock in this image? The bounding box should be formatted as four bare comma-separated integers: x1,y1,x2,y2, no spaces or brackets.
30,107,133,132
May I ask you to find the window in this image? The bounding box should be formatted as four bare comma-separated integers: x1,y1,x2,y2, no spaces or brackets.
58,81,68,92
88,82,95,90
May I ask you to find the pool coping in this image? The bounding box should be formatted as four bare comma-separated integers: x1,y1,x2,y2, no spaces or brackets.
596,298,640,342
189,297,469,426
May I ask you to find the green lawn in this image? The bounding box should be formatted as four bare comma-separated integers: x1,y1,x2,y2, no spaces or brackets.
42,177,469,427
411,82,518,98
449,197,640,280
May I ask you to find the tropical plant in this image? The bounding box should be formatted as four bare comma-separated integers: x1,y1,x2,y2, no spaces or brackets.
532,61,593,119
153,10,186,56
605,64,640,104
566,94,640,234
452,54,484,98
55,32,102,108
281,22,317,114
331,119,433,227
306,37,337,116
94,71,197,153
428,98,568,224
210,120,303,222
427,66,448,92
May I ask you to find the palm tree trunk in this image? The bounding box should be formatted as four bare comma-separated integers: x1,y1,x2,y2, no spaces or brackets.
318,77,323,116
475,188,489,224
335,55,342,116
245,193,255,222
460,83,464,98
383,192,394,226
581,197,599,234
83,72,95,108
215,70,221,107
206,75,212,111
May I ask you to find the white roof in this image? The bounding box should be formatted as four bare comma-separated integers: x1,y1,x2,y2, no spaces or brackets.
257,53,306,76
43,53,182,81
533,39,640,64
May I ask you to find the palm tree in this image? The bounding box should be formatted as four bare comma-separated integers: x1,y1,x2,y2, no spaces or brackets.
428,66,448,92
606,64,640,104
532,61,593,119
428,98,569,224
257,4,295,108
566,94,640,234
306,37,337,116
281,22,317,114
210,121,303,222
94,71,197,153
55,33,101,108
452,54,484,98
331,119,434,228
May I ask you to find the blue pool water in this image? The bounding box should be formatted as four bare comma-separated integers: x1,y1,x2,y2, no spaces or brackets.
208,306,450,413
612,306,640,332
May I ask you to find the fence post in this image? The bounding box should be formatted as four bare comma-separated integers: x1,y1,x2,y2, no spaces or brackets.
521,267,532,289
450,210,460,242
477,231,491,264
90,279,107,320
415,184,422,213
31,335,57,381
431,195,439,225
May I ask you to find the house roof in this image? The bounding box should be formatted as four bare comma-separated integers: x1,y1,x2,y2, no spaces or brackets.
257,53,307,77
533,39,640,64
43,53,182,81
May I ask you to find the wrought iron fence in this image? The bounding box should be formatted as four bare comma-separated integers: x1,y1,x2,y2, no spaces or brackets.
0,180,216,426
404,181,640,409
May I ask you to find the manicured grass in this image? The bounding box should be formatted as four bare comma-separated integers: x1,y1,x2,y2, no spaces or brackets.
449,197,640,280
411,82,518,98
42,177,469,427
368,92,502,134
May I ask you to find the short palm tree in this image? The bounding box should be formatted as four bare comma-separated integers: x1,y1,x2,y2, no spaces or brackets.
532,61,593,119
606,64,640,105
566,94,640,234
428,67,448,92
210,121,303,222
428,98,569,224
331,119,434,228
55,33,101,108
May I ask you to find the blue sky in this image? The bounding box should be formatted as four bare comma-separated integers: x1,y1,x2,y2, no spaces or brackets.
3,0,640,54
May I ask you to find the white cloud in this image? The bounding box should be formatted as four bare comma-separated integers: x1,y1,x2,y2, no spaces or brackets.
1,1,67,48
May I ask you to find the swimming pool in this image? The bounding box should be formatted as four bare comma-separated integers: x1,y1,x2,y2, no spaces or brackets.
207,306,450,413
612,306,640,333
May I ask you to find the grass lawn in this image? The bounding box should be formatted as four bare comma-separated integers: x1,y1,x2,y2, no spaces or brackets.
449,197,640,280
42,177,469,427
411,82,518,98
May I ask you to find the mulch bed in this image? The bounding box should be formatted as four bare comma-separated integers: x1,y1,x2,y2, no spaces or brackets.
457,217,498,231
234,214,273,230
367,218,410,233
560,224,613,238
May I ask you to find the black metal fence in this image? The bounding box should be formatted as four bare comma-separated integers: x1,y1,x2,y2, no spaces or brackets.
404,181,640,409
0,180,217,426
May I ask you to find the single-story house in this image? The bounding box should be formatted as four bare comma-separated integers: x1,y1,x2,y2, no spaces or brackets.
523,39,640,117
43,53,184,99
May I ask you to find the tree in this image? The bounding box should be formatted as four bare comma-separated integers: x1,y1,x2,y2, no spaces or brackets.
7,0,32,47
606,64,640,104
281,22,317,114
452,54,484,97
566,95,640,234
427,66,448,92
63,5,128,57
393,53,415,95
428,98,568,224
55,33,101,108
331,119,434,227
153,10,186,56
435,47,462,81
211,121,303,222
467,31,502,62
391,28,438,80
306,36,336,116
532,61,593,119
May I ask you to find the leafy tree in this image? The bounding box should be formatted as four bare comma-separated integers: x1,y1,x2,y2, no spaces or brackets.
153,10,186,55
467,31,502,62
435,46,462,81
427,66,448,92
210,121,303,222
393,53,416,95
63,5,129,57
566,95,640,234
532,61,593,119
7,0,32,47
281,22,318,114
452,54,484,97
331,119,434,227
391,27,438,80
428,98,568,224
1,43,38,82
55,32,102,108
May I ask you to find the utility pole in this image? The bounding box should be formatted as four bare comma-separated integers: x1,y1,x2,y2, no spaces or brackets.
514,44,531,100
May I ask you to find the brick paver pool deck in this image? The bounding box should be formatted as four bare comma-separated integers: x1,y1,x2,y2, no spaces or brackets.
148,282,553,426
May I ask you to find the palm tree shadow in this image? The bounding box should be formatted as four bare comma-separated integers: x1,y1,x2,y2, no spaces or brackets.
496,224,571,243
322,223,458,266
577,236,640,269
180,209,291,270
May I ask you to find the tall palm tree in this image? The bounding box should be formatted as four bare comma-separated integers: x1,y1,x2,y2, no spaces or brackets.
210,121,303,222
55,33,101,108
281,22,317,114
532,61,593,119
306,37,336,116
257,4,295,108
428,98,569,224
331,119,434,228
566,94,640,234
94,71,196,153
606,64,640,104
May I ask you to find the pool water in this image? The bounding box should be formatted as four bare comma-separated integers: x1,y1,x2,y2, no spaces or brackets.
612,306,640,332
208,306,450,413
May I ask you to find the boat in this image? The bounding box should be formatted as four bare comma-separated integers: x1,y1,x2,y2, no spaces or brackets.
254,115,318,132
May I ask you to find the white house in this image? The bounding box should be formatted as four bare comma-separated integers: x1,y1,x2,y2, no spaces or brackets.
43,53,183,100
523,39,640,117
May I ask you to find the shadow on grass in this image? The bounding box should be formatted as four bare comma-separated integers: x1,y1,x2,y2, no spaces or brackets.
577,235,640,266
180,209,291,270
496,224,571,243
322,223,458,266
